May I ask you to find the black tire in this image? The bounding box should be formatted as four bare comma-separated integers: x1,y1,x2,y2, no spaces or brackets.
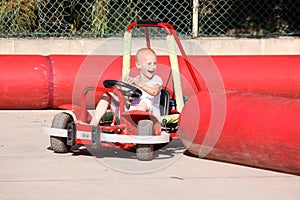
136,120,154,161
50,113,73,153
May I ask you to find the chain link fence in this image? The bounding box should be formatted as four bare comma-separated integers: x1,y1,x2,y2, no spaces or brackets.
0,0,299,38
198,0,300,37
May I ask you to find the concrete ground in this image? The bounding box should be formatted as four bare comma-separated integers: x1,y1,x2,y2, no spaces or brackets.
0,110,299,200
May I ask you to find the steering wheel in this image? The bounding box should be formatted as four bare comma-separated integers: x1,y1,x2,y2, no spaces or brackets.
103,80,142,97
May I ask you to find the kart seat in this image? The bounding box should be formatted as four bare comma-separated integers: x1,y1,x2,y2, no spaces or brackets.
158,89,180,124
160,89,170,116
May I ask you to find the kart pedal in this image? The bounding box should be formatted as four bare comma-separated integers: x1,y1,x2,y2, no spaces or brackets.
67,123,76,145
91,126,100,148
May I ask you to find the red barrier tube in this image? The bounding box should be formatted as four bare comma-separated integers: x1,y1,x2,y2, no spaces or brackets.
49,55,88,107
0,55,49,109
179,90,300,175
1,55,300,109
49,55,122,108
189,55,300,98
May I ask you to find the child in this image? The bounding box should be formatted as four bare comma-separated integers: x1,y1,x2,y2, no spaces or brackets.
90,48,163,126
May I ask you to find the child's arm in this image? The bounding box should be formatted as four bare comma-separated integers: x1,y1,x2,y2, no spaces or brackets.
124,76,161,96
139,84,161,96
123,76,161,96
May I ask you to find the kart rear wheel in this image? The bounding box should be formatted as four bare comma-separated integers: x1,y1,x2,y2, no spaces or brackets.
136,120,154,161
50,113,73,153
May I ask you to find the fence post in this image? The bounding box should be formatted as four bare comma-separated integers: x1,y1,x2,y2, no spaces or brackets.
192,0,199,38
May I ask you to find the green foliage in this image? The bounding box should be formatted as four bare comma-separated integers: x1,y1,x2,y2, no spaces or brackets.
0,0,37,35
106,0,141,35
90,0,109,37
0,0,298,38
198,0,299,37
36,0,110,37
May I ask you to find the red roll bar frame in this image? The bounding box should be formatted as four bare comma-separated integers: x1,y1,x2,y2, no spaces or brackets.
126,20,202,92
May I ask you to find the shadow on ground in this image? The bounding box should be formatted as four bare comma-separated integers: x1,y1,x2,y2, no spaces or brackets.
48,139,186,161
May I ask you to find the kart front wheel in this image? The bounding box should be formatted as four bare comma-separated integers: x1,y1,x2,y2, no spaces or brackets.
136,120,154,161
50,113,73,153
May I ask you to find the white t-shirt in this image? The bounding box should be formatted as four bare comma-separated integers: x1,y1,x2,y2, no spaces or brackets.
130,75,163,116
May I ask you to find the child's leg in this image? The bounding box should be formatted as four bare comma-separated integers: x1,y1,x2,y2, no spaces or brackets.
90,94,110,125
136,97,152,112
136,101,148,111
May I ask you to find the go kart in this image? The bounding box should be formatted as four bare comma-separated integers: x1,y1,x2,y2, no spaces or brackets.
44,79,177,161
43,20,201,161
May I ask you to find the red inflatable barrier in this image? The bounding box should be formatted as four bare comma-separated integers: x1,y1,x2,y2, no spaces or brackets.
179,90,300,175
1,55,300,110
190,55,300,98
49,55,126,108
0,55,49,109
49,55,89,107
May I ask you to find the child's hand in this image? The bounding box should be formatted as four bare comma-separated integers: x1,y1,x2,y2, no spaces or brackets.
123,76,135,84
124,76,142,87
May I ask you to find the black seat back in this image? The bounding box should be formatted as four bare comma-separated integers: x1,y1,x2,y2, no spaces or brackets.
160,89,170,116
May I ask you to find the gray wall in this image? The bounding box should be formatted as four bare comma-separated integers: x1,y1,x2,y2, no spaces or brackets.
0,37,299,55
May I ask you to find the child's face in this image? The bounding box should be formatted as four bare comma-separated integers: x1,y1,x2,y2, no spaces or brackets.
136,53,157,79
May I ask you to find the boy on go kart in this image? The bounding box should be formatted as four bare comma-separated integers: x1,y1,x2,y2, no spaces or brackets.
90,47,163,126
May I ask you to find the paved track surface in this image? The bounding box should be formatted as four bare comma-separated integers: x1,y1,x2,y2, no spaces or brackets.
0,110,299,200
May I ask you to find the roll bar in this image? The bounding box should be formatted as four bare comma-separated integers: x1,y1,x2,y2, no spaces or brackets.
125,20,202,92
